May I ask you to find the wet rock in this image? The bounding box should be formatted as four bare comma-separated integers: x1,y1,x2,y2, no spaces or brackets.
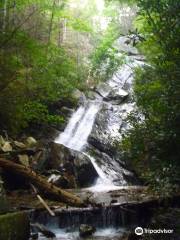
72,89,86,104
88,102,135,156
95,82,112,98
105,88,129,104
49,143,98,187
48,172,75,189
31,223,56,238
87,146,134,185
88,103,120,156
0,212,30,240
79,224,96,237
86,90,101,100
61,106,74,117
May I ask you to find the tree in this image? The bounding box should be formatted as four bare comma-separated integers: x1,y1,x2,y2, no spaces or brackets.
119,0,180,195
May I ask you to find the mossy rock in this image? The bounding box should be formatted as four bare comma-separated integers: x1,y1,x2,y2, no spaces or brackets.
0,212,30,240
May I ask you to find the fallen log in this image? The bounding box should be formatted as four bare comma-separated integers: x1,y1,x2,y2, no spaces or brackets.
30,184,55,216
0,158,85,207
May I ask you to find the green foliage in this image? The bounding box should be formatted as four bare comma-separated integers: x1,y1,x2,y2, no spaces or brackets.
90,22,124,83
0,0,87,134
120,0,180,194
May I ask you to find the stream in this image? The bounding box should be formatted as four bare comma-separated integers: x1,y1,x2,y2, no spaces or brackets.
31,37,145,239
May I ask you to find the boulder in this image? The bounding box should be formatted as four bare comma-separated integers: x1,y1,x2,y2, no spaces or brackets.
87,146,133,186
31,148,50,172
25,137,37,148
95,82,112,98
49,143,98,187
31,223,56,238
88,102,135,156
105,88,129,104
1,142,12,152
61,106,74,117
18,154,29,167
48,173,76,189
14,141,26,149
79,224,96,237
72,89,86,104
86,90,102,100
88,103,120,156
0,212,30,240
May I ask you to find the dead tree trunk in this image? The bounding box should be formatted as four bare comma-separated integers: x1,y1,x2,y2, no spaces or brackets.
0,158,85,207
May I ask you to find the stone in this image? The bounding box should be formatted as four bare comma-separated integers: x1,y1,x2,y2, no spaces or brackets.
14,141,26,149
49,143,98,187
1,142,12,152
31,223,56,238
79,224,96,237
18,154,29,167
26,137,37,148
31,148,49,172
95,82,112,98
72,89,86,103
105,88,129,104
0,212,30,240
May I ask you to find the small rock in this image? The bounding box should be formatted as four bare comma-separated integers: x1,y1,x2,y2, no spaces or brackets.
26,137,37,148
31,223,56,238
14,141,26,149
1,142,12,152
18,154,29,167
79,224,96,237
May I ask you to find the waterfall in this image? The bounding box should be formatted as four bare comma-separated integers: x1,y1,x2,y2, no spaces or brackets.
55,37,144,190
55,101,101,151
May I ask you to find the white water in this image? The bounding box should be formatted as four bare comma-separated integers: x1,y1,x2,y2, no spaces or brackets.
54,39,144,191
55,99,119,189
38,227,124,240
55,101,101,151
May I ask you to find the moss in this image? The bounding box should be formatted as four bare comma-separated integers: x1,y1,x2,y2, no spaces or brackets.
0,212,30,240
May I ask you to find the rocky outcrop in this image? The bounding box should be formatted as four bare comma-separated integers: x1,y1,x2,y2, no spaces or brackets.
48,143,98,187
87,146,138,185
95,82,129,104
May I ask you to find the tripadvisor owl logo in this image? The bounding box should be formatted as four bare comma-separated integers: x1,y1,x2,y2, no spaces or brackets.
135,227,144,235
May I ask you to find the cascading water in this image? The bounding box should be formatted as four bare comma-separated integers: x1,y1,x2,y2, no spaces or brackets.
55,101,101,151
31,37,146,240
55,59,143,190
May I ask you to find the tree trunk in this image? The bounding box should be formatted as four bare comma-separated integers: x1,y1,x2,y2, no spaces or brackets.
0,158,85,207
2,0,8,32
47,0,56,44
